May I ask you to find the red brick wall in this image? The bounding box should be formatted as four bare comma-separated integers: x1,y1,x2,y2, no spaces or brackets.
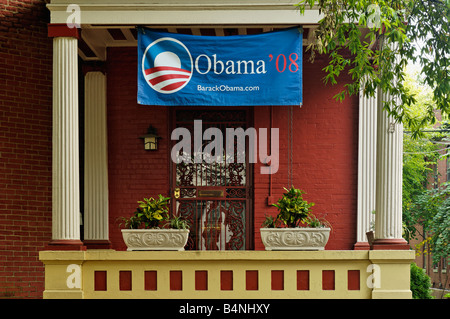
107,48,358,251
107,47,171,251
252,54,358,250
0,0,53,298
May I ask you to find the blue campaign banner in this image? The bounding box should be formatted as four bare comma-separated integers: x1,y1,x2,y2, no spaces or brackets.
137,27,302,106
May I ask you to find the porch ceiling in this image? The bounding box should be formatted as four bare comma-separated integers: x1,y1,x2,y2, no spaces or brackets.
47,1,374,61
47,0,324,61
78,25,319,61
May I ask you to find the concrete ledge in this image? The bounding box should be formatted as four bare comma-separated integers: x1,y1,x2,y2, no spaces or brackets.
43,290,84,299
39,249,414,299
40,249,371,262
369,250,415,262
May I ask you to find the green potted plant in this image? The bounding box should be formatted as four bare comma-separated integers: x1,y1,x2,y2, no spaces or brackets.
120,195,190,251
260,186,331,250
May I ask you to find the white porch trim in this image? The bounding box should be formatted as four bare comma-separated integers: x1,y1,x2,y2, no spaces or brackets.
47,0,322,26
83,71,110,246
355,91,377,248
51,36,81,245
373,90,407,245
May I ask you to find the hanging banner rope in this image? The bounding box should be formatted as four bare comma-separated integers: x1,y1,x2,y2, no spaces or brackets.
137,27,303,106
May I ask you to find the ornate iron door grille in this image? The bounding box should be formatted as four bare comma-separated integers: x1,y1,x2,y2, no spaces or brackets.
171,109,252,250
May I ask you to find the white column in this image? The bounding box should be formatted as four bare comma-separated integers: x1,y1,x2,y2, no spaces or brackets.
83,71,110,248
373,88,409,249
355,91,377,249
51,36,82,247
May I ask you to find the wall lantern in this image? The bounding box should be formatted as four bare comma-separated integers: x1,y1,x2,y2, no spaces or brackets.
140,125,160,151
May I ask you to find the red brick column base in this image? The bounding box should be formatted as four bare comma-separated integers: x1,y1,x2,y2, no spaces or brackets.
47,240,86,251
371,238,410,250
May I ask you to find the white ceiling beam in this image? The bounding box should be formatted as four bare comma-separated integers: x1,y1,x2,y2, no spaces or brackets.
47,0,323,25
191,28,202,36
80,28,108,61
121,28,136,41
215,28,225,36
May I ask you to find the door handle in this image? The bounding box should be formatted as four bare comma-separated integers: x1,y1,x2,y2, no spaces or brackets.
174,188,180,199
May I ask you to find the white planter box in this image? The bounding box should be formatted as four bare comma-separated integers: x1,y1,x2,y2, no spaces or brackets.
121,229,189,251
260,227,331,251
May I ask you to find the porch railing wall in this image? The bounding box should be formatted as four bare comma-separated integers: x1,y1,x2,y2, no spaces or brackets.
39,250,414,299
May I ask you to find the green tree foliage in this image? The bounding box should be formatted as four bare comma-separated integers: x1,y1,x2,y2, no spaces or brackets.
401,67,449,267
297,0,449,137
410,184,450,265
402,135,437,239
410,262,434,299
402,67,443,240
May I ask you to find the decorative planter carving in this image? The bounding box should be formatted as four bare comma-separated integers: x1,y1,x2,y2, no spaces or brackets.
260,228,331,251
121,229,190,251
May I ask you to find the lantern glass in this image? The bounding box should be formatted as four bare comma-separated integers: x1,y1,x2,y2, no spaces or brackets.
144,135,157,150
